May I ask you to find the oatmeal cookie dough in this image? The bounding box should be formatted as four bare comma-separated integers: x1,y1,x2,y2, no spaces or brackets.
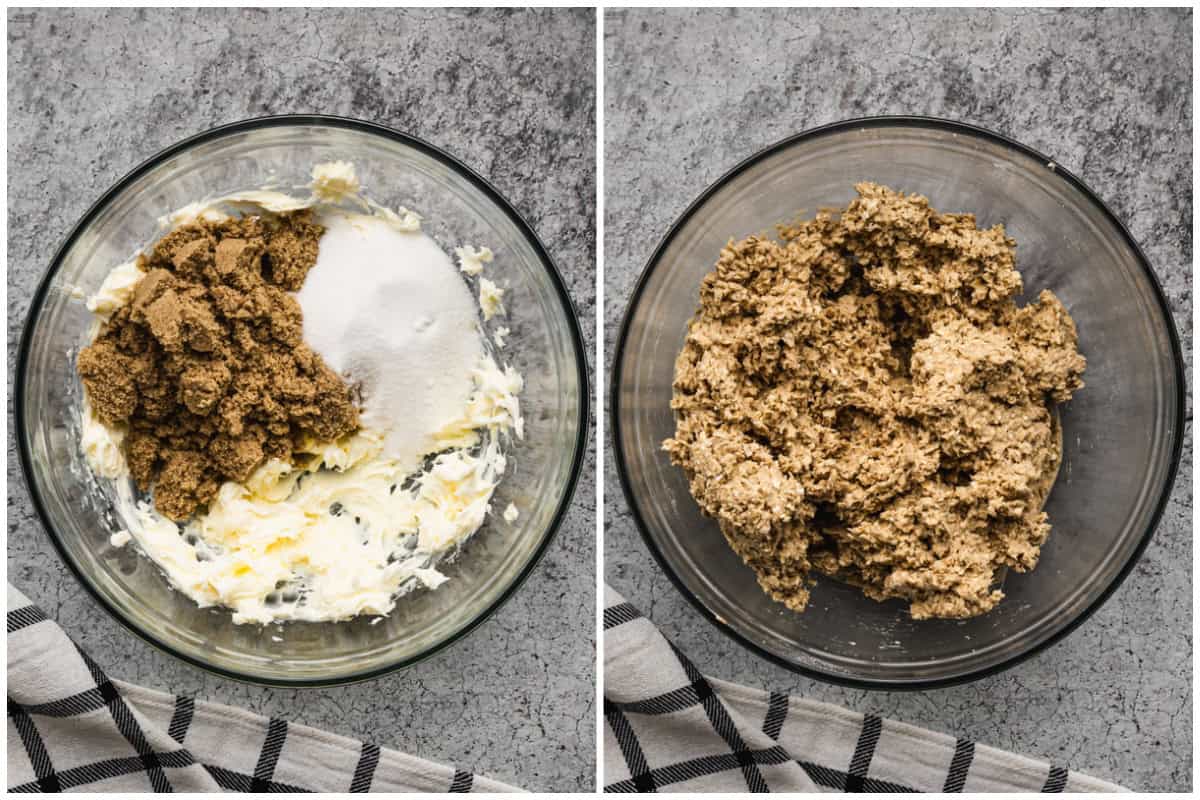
664,183,1086,619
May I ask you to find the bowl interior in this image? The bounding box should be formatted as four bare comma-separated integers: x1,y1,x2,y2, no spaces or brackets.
614,120,1182,686
19,119,586,684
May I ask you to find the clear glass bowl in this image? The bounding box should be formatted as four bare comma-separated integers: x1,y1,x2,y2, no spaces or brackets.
17,116,588,685
611,117,1185,688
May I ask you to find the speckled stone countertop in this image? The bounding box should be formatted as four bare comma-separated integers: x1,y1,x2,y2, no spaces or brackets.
604,8,1191,792
8,8,595,792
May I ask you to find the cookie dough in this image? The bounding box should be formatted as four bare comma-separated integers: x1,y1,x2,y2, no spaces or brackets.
664,183,1086,619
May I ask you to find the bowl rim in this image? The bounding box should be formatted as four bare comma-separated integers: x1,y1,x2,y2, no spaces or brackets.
15,113,591,687
609,114,1187,690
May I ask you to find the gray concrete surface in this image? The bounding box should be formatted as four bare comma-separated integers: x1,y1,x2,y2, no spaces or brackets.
8,8,595,792
604,8,1191,792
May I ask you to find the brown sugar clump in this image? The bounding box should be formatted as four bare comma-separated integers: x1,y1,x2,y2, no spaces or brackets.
77,210,357,520
263,211,324,290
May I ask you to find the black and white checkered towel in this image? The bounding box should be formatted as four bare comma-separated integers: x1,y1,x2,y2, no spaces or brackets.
603,585,1125,793
7,584,520,793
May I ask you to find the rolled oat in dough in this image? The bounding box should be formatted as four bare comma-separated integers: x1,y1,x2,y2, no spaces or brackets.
664,183,1086,619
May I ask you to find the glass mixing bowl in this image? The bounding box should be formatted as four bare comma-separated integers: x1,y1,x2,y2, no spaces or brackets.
17,115,588,685
612,116,1185,688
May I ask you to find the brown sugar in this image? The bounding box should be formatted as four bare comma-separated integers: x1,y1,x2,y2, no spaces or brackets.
664,183,1086,620
78,211,358,520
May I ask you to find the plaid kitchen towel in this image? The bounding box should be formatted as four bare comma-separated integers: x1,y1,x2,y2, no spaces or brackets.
603,585,1125,793
7,583,520,793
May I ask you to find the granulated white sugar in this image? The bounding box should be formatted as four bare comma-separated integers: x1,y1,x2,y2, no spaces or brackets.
296,211,483,472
